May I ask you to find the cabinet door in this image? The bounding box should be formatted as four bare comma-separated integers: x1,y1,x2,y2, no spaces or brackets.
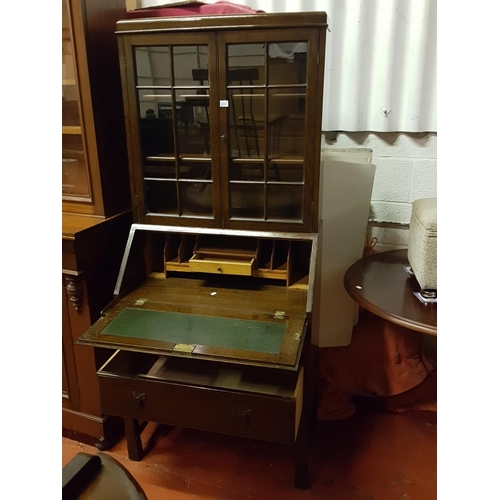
120,27,324,232
63,0,129,217
62,0,92,201
120,33,221,228
218,29,322,233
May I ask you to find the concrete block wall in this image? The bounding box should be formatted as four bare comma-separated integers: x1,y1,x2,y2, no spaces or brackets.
322,132,437,251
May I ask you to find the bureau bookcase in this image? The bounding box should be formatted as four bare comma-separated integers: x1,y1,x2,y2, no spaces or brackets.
78,11,327,487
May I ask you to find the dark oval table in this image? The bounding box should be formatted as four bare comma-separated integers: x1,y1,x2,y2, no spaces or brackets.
343,249,437,412
344,249,436,336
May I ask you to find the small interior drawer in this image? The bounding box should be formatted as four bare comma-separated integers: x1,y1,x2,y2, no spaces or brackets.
189,252,255,276
97,350,303,444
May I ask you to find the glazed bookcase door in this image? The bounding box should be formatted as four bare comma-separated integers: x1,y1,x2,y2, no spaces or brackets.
120,33,221,228
218,29,322,233
62,0,130,216
119,20,324,232
62,0,93,203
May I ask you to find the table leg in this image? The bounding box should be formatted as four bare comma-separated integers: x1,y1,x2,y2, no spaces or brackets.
123,417,143,461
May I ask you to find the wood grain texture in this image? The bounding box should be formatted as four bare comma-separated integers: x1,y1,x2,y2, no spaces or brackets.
344,250,437,335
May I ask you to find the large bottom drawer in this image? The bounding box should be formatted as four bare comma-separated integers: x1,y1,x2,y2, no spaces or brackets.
98,350,303,445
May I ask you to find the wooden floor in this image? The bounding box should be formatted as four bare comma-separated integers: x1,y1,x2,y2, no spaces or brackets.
62,409,437,499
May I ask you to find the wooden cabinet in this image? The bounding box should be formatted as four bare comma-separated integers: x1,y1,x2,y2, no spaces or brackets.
117,13,327,232
62,0,132,445
76,11,327,487
62,214,131,445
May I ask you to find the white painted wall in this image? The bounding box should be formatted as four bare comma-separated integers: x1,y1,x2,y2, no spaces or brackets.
322,132,437,251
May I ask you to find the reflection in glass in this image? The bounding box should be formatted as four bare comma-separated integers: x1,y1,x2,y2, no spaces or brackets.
267,184,303,220
176,89,211,156
135,45,212,218
173,46,208,86
227,45,265,159
143,161,176,180
144,179,178,215
223,42,308,222
179,161,212,180
138,90,175,161
62,0,90,198
229,161,264,181
62,134,89,196
268,42,307,85
181,182,213,216
62,85,79,127
62,1,80,128
267,162,303,183
268,88,306,158
227,44,265,77
137,89,172,119
135,47,171,86
229,183,264,219
229,90,265,158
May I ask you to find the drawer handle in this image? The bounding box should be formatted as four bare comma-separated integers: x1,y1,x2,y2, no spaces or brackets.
242,409,252,427
216,266,222,272
132,391,146,410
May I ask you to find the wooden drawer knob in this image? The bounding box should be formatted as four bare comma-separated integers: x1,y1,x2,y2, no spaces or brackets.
132,391,146,410
242,409,252,427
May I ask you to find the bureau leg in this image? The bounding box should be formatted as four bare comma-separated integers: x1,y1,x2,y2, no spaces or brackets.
293,331,317,489
123,418,143,461
293,404,311,490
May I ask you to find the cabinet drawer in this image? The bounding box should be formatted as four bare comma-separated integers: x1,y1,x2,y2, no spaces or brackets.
98,350,303,445
189,253,255,276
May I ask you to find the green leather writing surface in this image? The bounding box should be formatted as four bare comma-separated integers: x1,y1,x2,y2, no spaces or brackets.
101,308,285,354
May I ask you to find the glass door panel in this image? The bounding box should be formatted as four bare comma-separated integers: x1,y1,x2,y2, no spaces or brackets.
134,44,213,219
138,90,175,171
62,0,91,198
267,184,303,221
268,88,306,158
62,135,89,196
181,182,213,216
229,160,264,181
268,42,308,85
229,183,265,219
144,179,178,215
267,161,303,183
135,46,172,86
225,40,308,224
176,88,211,156
228,90,265,159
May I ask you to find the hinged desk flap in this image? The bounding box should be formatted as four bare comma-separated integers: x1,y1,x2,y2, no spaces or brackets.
79,274,308,369
78,225,317,369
